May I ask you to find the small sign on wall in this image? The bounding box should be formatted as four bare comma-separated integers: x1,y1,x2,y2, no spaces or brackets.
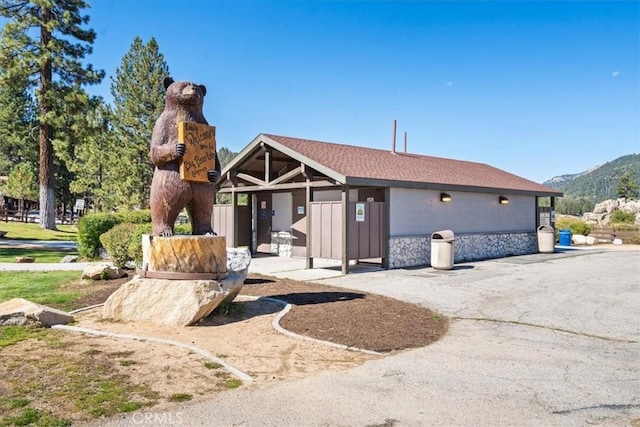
355,202,365,222
540,212,550,226
297,206,304,215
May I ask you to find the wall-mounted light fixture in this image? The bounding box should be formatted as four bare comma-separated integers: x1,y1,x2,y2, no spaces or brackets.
499,196,509,205
440,193,452,202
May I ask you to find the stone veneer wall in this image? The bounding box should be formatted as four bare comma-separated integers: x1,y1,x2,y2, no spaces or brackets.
388,231,537,269
270,231,293,257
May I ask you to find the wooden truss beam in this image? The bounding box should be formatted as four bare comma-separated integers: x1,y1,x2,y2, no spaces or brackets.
217,180,336,193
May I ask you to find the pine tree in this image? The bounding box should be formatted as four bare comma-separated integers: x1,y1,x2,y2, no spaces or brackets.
110,36,169,209
67,99,117,211
0,0,104,229
51,85,106,214
2,162,38,214
0,65,36,176
616,172,639,201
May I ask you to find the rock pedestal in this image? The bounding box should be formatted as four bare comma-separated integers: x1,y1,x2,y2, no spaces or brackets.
102,274,245,327
103,235,250,327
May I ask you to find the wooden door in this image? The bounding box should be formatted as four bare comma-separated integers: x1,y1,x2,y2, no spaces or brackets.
256,194,272,253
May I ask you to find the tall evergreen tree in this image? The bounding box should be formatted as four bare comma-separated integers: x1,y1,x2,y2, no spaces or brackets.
0,66,36,176
616,172,639,201
51,85,105,213
67,99,117,211
0,0,104,229
110,36,169,209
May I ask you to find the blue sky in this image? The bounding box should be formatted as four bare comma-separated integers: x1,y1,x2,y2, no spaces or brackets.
85,0,638,183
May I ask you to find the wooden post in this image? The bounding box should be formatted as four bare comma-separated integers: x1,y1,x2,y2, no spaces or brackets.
342,184,350,275
382,187,391,269
231,189,238,247
264,147,272,184
306,183,313,269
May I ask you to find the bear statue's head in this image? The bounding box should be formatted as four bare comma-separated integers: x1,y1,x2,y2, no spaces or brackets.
163,76,206,108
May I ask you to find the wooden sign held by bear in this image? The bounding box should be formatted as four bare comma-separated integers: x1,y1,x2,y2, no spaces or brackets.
178,121,217,183
149,77,221,237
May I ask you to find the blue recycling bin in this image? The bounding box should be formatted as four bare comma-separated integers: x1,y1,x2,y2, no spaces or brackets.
559,229,572,246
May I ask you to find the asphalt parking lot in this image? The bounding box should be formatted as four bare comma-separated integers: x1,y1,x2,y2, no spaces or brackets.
91,246,640,426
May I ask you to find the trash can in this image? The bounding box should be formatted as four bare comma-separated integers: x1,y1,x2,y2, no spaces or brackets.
559,229,572,246
537,225,555,253
431,230,455,270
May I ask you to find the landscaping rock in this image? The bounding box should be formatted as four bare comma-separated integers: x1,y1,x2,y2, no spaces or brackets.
227,247,252,275
583,198,640,226
102,272,246,327
81,264,126,280
60,255,79,263
572,234,587,245
0,298,74,327
585,236,596,245
15,256,35,263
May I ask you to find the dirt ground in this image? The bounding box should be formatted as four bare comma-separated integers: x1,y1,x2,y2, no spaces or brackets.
0,273,448,423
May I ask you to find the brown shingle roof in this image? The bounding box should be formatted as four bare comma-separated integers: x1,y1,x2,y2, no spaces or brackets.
264,134,561,195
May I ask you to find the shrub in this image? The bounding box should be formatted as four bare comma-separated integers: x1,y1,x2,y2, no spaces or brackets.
127,222,193,267
77,210,152,259
610,210,636,224
555,217,592,240
77,213,122,258
127,223,153,267
114,210,151,224
100,223,139,268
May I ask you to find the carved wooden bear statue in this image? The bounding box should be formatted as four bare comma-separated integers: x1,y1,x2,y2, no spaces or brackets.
149,77,221,236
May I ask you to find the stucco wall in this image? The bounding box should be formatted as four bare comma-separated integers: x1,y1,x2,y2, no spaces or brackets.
389,188,535,235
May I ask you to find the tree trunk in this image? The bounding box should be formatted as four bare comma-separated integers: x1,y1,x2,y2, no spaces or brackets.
38,5,56,230
141,235,227,278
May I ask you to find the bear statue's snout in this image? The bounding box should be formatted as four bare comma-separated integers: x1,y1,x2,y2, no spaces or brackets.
181,83,199,97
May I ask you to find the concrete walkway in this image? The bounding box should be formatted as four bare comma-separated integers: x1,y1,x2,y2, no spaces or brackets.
84,246,640,427
0,239,108,272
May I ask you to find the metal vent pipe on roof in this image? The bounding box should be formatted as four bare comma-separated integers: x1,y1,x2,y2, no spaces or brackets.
404,131,407,153
391,119,397,153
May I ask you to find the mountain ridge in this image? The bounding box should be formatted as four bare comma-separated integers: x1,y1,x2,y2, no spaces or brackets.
543,153,640,201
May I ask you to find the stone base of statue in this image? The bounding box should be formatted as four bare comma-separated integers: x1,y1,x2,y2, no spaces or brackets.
102,236,251,327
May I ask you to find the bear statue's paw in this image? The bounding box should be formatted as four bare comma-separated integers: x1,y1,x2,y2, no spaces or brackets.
207,169,219,183
159,228,174,237
175,143,186,157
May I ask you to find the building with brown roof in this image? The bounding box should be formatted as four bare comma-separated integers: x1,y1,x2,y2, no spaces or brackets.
214,133,562,273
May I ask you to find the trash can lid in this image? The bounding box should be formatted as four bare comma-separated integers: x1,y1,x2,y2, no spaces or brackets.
537,225,554,232
431,229,455,241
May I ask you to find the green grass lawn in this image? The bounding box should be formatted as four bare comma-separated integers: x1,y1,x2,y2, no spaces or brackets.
0,247,78,263
0,271,81,311
0,221,77,241
0,222,79,262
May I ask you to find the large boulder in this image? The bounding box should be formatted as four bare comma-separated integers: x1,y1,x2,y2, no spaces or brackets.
583,198,640,226
102,272,245,327
593,199,617,214
0,298,74,327
102,244,251,327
